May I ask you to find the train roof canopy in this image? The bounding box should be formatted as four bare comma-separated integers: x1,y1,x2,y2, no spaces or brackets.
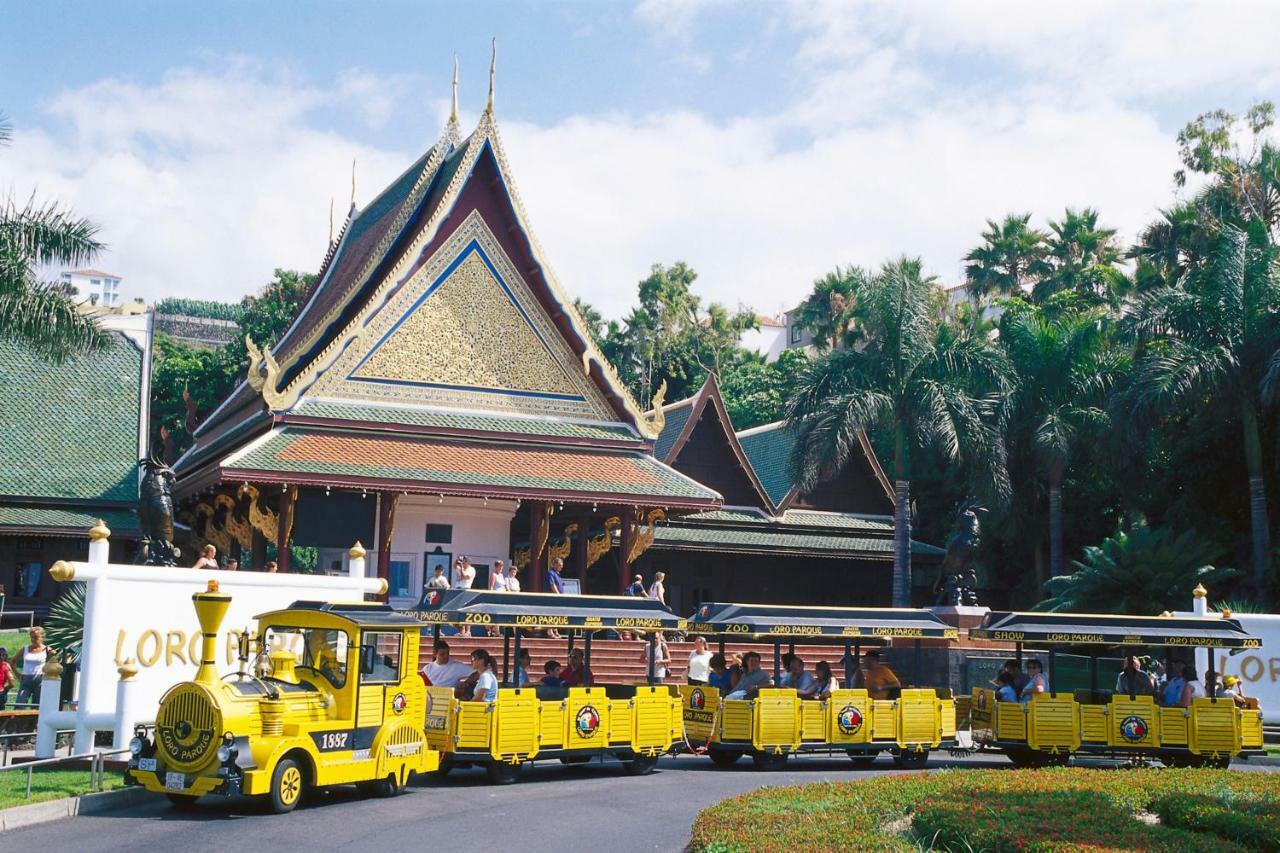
685,602,958,640
969,611,1261,648
403,588,685,631
256,600,425,628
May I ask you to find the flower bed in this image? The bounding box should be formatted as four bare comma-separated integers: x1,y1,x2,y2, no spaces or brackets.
688,768,1280,852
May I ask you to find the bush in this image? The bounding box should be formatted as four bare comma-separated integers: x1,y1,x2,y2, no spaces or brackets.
1152,791,1280,851
688,769,1279,853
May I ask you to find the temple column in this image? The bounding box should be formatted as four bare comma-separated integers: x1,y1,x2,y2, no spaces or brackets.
574,510,589,582
618,509,635,594
529,501,548,593
251,529,267,569
276,486,297,573
376,492,400,602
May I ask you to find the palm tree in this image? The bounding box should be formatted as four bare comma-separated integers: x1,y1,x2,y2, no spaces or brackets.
999,299,1128,579
786,257,1009,606
1034,208,1126,306
1036,523,1237,615
0,113,105,361
963,213,1050,299
1128,201,1211,290
791,265,867,351
1129,224,1280,598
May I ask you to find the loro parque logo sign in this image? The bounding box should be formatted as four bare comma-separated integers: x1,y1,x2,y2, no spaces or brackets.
837,704,864,736
1120,715,1149,742
574,705,601,738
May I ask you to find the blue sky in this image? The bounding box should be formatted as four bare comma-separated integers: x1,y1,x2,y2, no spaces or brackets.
3,2,1278,318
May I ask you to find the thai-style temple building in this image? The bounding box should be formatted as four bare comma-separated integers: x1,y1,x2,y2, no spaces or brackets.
171,75,719,607
0,314,152,612
635,375,942,613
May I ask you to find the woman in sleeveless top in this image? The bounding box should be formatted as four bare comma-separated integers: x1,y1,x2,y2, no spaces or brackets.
15,626,48,707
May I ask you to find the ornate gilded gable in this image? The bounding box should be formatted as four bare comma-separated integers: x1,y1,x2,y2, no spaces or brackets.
306,210,617,422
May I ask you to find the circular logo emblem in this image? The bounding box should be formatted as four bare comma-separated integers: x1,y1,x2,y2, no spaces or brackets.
574,705,600,739
690,688,705,710
699,605,710,618
391,692,407,714
837,704,864,735
175,720,192,739
1120,715,1148,742
427,590,442,606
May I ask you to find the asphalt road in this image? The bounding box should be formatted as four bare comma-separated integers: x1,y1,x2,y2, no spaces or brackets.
8,753,1278,853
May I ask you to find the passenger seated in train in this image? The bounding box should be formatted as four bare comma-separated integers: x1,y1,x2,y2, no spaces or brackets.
421,640,475,695
999,659,1028,694
561,648,594,688
514,648,532,687
994,670,1019,702
1177,664,1204,707
540,660,567,687
1019,659,1048,702
780,656,817,698
861,649,901,700
725,652,773,699
812,661,839,700
706,653,732,692
1158,661,1186,706
1115,655,1156,697
1215,675,1248,707
466,649,498,703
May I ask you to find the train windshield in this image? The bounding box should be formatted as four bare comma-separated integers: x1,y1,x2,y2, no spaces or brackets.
264,626,350,688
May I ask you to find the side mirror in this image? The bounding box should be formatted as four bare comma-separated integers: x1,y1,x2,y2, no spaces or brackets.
360,644,377,675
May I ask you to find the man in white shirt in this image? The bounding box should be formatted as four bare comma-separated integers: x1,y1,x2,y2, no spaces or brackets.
453,556,476,589
421,641,473,693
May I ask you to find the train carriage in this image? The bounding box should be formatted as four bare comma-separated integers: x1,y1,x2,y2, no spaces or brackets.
968,611,1266,767
683,602,959,770
126,582,438,812
404,589,685,783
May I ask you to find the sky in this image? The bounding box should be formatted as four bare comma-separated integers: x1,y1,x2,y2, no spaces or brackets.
2,1,1279,320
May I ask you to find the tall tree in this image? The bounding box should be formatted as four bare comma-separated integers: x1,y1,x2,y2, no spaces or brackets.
1035,208,1126,306
1176,101,1279,236
963,213,1050,300
791,265,867,351
1128,224,1280,598
0,113,106,361
999,297,1128,580
786,257,1008,606
1129,202,1212,291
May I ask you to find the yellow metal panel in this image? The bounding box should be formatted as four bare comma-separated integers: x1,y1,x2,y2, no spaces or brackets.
1108,696,1159,749
720,699,752,742
357,685,385,729
456,701,493,749
995,701,1026,742
970,689,996,743
424,687,455,753
1241,709,1263,749
564,688,609,751
492,689,540,760
609,699,633,744
1026,695,1079,752
539,699,566,748
897,689,941,747
940,698,956,740
800,700,826,742
1189,698,1238,756
680,685,720,744
1159,707,1189,746
871,700,897,741
632,686,675,753
1080,705,1107,743
752,688,800,751
828,690,871,745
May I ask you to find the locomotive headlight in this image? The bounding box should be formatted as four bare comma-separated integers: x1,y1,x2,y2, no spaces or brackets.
129,737,144,756
216,744,232,763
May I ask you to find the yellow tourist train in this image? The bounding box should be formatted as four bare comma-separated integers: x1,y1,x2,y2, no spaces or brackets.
968,611,1266,767
681,602,959,770
125,581,437,812
406,588,684,783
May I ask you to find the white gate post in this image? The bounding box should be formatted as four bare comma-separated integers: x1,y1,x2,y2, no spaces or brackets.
112,663,140,750
34,660,64,758
348,541,366,580
1193,584,1209,677
87,519,111,566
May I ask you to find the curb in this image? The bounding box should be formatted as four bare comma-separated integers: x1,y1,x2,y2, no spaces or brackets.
1245,755,1280,767
0,786,151,832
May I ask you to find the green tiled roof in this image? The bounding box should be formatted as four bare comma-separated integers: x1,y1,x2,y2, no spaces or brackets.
0,505,138,534
0,332,142,503
736,421,797,506
651,524,942,557
653,401,695,460
781,510,893,532
288,399,640,442
224,427,720,506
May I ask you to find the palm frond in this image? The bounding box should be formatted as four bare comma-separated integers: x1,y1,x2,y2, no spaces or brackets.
0,284,106,361
0,195,104,267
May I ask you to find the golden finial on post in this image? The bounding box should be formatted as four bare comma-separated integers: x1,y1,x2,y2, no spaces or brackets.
49,560,76,582
42,659,64,679
450,54,460,125
348,541,367,560
484,38,496,116
1192,584,1207,599
117,662,139,681
89,519,111,542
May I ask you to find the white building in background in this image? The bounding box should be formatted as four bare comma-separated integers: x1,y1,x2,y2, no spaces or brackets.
739,313,788,362
61,268,123,308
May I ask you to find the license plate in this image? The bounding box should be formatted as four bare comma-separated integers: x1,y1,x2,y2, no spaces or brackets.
138,758,157,772
165,772,186,792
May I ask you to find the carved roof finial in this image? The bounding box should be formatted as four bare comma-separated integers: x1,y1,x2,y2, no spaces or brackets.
328,196,335,246
350,158,358,209
450,54,460,126
485,38,496,116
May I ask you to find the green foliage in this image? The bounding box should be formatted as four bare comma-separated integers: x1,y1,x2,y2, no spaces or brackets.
154,297,245,322
1033,207,1127,306
720,348,810,430
790,264,867,351
0,768,123,809
44,582,86,662
689,768,1276,853
1036,522,1238,615
1152,791,1280,851
964,212,1050,300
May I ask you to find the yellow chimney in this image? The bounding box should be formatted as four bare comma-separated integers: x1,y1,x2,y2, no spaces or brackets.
192,580,231,685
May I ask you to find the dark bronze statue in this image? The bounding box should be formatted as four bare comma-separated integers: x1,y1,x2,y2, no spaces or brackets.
934,501,983,606
136,456,180,566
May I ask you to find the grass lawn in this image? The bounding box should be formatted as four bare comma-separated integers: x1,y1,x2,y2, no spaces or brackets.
0,768,123,810
0,629,27,660
689,767,1280,852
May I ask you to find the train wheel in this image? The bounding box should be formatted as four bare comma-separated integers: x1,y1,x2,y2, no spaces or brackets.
751,751,787,771
166,793,200,811
269,758,305,814
623,754,659,776
1005,748,1045,769
709,749,743,768
893,749,930,769
485,760,522,785
846,751,878,767
358,772,403,798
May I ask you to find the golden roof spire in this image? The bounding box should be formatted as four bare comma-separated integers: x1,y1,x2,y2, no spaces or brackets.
450,54,460,125
350,158,357,209
485,38,496,116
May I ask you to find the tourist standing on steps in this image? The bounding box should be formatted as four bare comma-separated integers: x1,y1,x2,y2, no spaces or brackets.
14,626,48,707
647,571,667,608
192,544,218,569
0,648,15,710
687,635,712,685
490,559,508,591
505,564,521,592
545,558,565,638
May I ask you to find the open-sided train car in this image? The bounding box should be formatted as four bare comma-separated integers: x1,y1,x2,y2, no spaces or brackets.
968,611,1266,767
404,588,684,783
681,602,959,770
